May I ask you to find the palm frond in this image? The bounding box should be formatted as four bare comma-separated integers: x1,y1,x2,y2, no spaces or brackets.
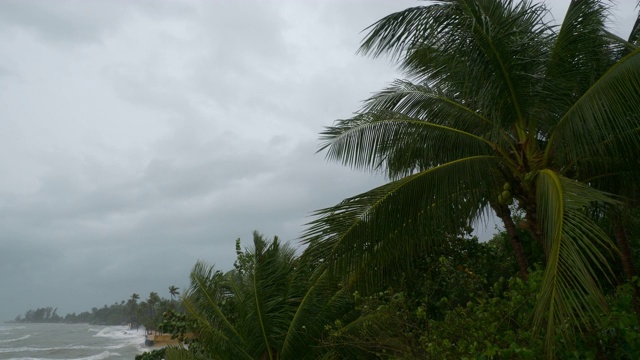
360,80,495,135
282,268,370,360
182,261,252,359
250,240,275,360
303,155,500,283
629,6,640,45
539,0,616,135
358,3,448,60
605,30,638,54
545,48,640,165
183,234,313,359
279,266,332,358
319,111,495,180
455,0,549,125
548,0,615,87
360,1,551,132
534,170,618,353
237,233,301,358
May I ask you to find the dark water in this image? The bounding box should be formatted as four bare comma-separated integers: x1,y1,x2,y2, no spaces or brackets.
0,323,147,360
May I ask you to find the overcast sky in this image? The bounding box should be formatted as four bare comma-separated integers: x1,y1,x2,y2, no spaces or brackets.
0,0,637,321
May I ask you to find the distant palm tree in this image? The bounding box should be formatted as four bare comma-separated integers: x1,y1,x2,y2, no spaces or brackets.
148,292,160,319
305,0,640,354
127,293,140,328
169,285,180,301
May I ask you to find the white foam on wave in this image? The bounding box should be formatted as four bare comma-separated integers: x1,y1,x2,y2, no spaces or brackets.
0,346,49,354
0,335,31,343
6,350,121,360
94,326,142,340
1,327,143,355
0,341,139,353
94,326,145,348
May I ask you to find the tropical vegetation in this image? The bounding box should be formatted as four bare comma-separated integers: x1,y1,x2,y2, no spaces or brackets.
159,232,408,360
141,227,640,359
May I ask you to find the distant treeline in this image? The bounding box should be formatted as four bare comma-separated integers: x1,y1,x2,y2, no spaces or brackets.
14,307,65,323
14,289,181,329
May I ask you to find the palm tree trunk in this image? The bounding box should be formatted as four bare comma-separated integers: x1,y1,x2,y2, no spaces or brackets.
495,205,529,280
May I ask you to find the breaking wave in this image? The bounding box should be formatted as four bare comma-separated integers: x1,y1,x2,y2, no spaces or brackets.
0,335,31,343
6,350,120,360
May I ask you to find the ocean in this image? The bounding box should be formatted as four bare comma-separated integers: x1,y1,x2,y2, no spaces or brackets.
0,323,149,360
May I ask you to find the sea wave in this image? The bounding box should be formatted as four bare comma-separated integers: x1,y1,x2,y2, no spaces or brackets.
0,335,31,343
0,341,140,353
0,324,143,359
6,350,120,360
0,326,25,331
0,346,50,354
94,326,144,341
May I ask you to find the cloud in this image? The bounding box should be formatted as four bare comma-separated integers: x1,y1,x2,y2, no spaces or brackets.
0,0,125,44
0,0,194,45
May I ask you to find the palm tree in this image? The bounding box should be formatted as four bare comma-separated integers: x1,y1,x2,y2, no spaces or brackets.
169,285,180,301
166,232,405,360
143,292,162,331
304,0,640,354
127,293,140,328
